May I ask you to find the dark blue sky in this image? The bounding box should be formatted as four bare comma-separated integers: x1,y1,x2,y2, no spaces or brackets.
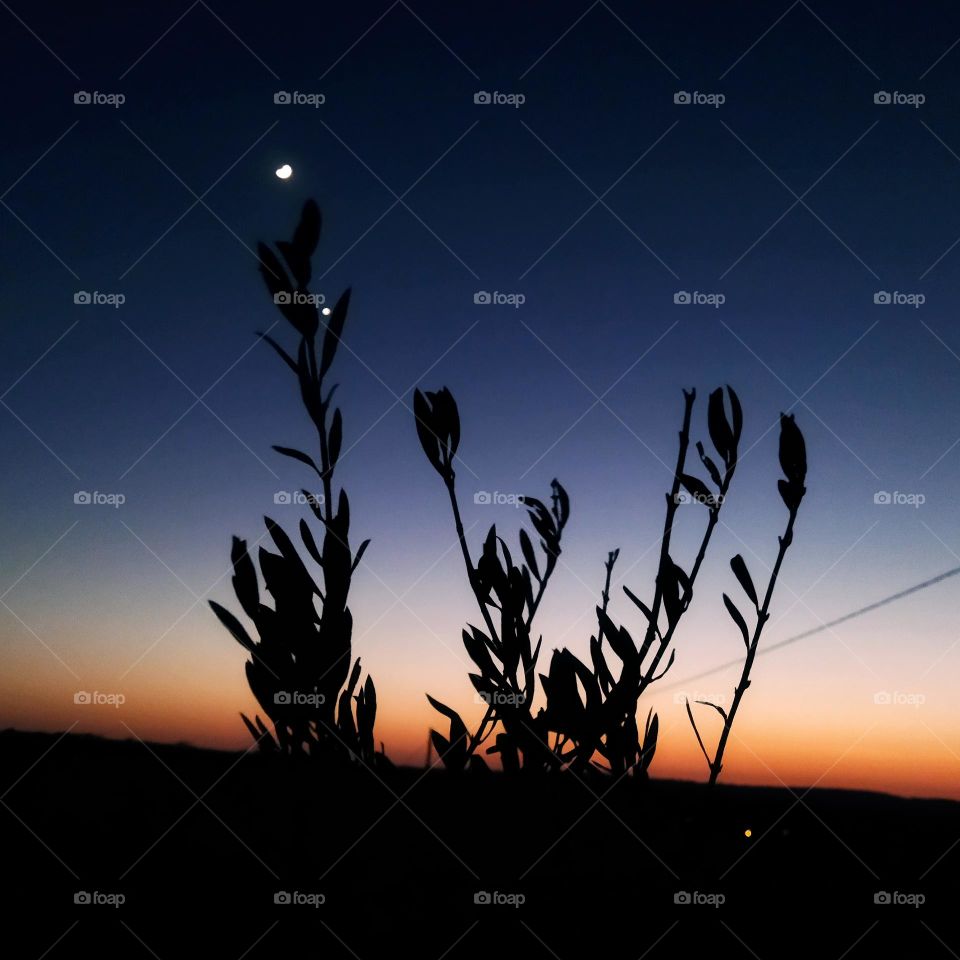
4,1,960,787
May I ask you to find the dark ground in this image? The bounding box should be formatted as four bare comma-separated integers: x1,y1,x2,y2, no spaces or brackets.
2,729,956,957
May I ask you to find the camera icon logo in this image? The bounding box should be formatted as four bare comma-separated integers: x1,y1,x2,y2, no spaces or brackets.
273,291,292,305
674,91,691,104
874,491,891,505
674,891,692,904
274,891,292,904
274,691,292,705
673,291,691,304
74,891,92,904
74,691,91,704
873,291,891,304
474,491,491,504
474,91,491,104
873,691,892,705
474,290,492,304
874,891,891,904
74,291,91,305
474,891,491,904
673,491,692,504
874,91,891,105
74,91,91,104
74,491,92,504
274,91,292,104
273,491,292,505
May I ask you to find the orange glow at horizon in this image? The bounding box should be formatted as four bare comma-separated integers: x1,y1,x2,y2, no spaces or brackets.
4,655,960,801
3,535,960,802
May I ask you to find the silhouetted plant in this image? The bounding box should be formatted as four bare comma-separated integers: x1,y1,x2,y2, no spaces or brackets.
414,387,569,771
540,547,657,776
542,387,741,778
210,200,384,768
686,412,807,785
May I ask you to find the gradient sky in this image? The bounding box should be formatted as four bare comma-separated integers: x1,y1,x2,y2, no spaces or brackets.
3,1,960,798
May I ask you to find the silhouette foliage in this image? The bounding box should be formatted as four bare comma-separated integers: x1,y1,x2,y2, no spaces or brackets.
414,387,569,771
686,412,808,784
541,387,742,777
210,200,384,767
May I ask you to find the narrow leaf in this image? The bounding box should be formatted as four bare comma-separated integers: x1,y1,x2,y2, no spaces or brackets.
695,699,728,722
723,593,751,649
328,408,343,472
300,519,323,565
685,699,713,769
209,601,255,652
680,473,714,507
623,585,657,631
293,199,321,258
257,332,298,375
696,440,722,488
519,528,541,582
351,538,371,573
319,288,351,378
730,554,758,608
272,445,321,476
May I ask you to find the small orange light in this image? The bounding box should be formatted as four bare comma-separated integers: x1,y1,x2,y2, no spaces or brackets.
744,829,752,838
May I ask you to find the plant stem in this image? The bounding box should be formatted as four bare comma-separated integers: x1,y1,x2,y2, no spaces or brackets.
443,475,504,763
464,704,495,761
307,337,334,525
444,476,499,643
593,394,696,771
640,486,725,692
631,389,694,692
601,551,616,616
525,573,551,630
708,508,798,786
639,424,739,694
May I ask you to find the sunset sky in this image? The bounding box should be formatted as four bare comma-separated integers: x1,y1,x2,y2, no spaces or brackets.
3,1,960,799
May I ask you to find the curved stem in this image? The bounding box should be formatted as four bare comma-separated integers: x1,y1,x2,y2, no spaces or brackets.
445,476,498,642
443,474,504,762
708,508,797,785
640,488,723,691
464,705,495,761
639,389,696,658
306,336,334,525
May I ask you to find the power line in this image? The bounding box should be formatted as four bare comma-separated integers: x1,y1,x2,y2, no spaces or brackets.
661,563,960,692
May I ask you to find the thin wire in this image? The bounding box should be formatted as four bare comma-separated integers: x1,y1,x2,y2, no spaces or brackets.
660,564,960,691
